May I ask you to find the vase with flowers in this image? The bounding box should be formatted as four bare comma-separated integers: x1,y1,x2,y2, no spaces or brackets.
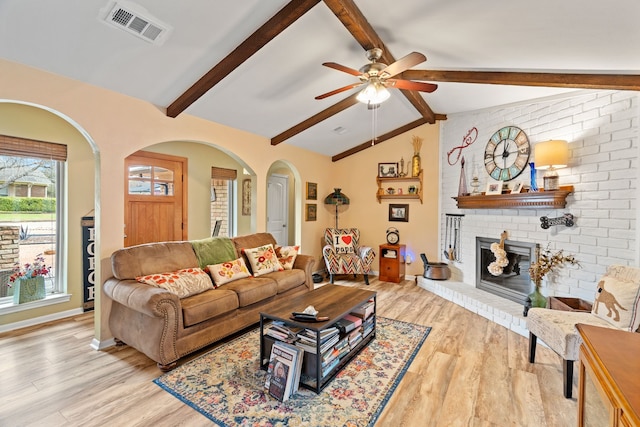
7,254,50,304
525,245,579,315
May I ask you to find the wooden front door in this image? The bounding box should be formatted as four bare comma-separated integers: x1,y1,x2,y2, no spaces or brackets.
124,151,187,247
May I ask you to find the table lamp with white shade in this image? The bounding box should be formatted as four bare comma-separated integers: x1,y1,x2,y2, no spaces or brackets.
534,140,569,191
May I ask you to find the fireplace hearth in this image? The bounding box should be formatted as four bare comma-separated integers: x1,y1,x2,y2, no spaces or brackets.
476,237,538,305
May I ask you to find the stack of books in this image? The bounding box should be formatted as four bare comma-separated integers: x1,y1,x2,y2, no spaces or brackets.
264,321,299,343
295,327,339,354
350,299,375,320
264,341,304,402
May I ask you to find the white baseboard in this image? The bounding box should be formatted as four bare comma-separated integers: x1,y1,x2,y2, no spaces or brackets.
0,307,84,333
91,337,116,351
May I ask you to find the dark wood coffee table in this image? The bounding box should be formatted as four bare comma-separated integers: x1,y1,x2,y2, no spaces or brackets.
259,284,376,393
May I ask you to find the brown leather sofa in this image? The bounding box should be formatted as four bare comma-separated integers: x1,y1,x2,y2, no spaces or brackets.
103,233,314,370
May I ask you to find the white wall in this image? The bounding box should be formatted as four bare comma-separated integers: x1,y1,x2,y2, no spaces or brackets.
439,90,639,302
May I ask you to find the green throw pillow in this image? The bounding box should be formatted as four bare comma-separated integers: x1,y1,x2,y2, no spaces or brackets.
191,237,237,269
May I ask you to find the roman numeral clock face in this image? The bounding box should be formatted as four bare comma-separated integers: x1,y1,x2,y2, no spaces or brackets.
484,126,531,181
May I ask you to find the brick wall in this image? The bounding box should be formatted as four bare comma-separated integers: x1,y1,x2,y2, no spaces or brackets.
211,179,229,237
0,226,19,270
439,90,639,301
0,226,19,296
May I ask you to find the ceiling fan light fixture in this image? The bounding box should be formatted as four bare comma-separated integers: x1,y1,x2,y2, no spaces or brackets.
356,80,390,105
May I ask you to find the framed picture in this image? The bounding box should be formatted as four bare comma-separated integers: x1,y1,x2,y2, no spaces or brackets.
485,181,503,196
511,182,524,194
305,203,317,221
306,182,317,200
378,162,398,178
389,204,409,222
242,179,251,215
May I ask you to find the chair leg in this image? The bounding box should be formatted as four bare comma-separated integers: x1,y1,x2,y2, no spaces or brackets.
563,359,573,399
528,332,537,363
329,274,334,284
363,274,369,285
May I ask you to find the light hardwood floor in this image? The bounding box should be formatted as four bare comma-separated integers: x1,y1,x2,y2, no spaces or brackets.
0,278,577,426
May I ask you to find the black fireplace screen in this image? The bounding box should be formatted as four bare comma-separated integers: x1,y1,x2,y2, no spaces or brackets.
476,237,538,305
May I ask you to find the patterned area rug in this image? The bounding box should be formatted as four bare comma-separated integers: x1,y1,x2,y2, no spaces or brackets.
154,317,431,427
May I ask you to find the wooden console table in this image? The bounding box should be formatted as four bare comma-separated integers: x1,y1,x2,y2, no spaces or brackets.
577,324,640,426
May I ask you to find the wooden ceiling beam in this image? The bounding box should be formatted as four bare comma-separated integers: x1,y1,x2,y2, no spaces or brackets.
271,94,360,145
402,70,640,91
332,118,430,162
166,0,320,118
322,0,436,123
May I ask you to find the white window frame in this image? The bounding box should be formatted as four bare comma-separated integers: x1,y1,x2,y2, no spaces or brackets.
0,159,68,313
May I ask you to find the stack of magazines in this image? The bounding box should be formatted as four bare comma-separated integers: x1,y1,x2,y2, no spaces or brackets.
264,341,304,402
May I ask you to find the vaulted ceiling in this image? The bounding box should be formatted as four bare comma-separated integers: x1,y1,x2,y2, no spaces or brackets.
1,0,639,160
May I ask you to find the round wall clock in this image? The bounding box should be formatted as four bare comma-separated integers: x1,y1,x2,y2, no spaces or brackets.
386,227,400,244
484,126,531,181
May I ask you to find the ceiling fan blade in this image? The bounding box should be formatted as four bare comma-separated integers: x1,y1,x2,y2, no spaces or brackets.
386,79,438,93
315,82,363,100
380,52,427,78
322,62,363,77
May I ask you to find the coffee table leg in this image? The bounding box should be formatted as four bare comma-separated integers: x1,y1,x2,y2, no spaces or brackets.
259,315,265,368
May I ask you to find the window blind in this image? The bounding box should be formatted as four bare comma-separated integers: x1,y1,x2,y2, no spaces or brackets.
211,166,237,180
0,134,67,161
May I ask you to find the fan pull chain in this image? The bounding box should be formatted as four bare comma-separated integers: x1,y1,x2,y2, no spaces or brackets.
371,102,378,146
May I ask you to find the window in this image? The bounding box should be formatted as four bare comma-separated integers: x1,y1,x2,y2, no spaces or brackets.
0,135,65,303
128,164,175,196
211,167,237,237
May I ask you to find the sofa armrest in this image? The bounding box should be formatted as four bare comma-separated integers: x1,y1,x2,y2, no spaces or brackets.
293,253,315,291
103,277,181,318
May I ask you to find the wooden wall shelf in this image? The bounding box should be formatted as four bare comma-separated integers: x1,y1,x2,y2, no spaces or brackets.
376,170,423,204
453,186,573,209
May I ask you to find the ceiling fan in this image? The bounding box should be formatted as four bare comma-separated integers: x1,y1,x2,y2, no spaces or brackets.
315,48,438,105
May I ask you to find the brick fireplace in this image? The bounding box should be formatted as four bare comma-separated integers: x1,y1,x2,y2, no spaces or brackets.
437,90,638,305
476,237,538,305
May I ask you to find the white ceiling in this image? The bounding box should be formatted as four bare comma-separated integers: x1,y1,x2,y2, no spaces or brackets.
1,0,639,157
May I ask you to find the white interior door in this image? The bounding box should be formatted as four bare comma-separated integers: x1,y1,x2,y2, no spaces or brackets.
267,174,288,246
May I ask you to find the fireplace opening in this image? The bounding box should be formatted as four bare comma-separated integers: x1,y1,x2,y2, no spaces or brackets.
476,237,538,305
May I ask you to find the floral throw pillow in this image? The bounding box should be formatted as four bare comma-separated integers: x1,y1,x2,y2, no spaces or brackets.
275,245,299,270
591,276,640,331
136,267,214,298
207,258,251,287
243,244,284,277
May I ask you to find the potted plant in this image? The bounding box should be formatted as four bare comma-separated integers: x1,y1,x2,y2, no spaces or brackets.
527,245,579,312
7,254,50,304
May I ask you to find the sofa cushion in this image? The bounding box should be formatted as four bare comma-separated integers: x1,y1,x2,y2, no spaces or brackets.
208,257,251,287
262,269,306,294
232,233,277,255
591,275,640,331
136,267,214,298
275,245,299,270
223,277,277,307
181,288,239,327
112,241,198,279
191,237,237,269
243,244,284,277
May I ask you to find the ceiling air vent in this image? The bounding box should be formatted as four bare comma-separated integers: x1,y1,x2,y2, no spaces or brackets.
101,1,171,45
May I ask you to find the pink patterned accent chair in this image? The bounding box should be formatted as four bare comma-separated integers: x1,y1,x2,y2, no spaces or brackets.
322,228,375,285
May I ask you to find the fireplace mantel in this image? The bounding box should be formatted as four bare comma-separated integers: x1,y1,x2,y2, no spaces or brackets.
453,186,573,210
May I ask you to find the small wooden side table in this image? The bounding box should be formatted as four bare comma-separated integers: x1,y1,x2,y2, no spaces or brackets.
379,244,405,283
577,324,640,426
